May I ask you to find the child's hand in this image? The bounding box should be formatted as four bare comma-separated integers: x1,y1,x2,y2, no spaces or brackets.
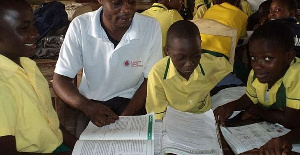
213,104,235,126
259,137,292,155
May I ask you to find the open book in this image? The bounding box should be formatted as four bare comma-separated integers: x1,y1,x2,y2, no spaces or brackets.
72,106,222,155
220,121,291,154
155,106,222,155
72,113,155,155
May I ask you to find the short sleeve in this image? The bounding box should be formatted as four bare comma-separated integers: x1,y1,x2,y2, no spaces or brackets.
246,70,258,104
146,65,168,120
143,21,163,78
54,18,83,78
285,67,300,109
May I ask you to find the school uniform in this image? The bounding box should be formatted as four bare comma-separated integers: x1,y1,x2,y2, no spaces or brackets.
142,3,183,55
0,55,62,153
246,58,300,110
146,55,232,119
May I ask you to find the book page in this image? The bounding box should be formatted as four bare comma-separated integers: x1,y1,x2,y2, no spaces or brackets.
72,140,154,155
79,113,154,141
160,106,222,155
221,122,290,154
154,120,163,155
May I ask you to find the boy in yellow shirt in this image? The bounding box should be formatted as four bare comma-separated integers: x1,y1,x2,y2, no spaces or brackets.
146,20,231,119
142,0,183,56
214,21,300,129
0,0,77,153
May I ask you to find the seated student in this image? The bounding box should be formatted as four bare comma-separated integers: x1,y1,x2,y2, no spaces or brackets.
247,0,271,31
146,20,232,119
201,0,248,58
214,21,300,130
268,0,300,58
192,0,212,19
0,0,77,153
142,0,183,56
259,127,300,154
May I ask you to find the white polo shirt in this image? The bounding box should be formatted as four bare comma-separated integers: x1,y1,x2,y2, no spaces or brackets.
55,7,162,101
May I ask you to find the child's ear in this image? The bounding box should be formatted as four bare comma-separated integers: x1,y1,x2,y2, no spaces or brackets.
286,50,296,62
165,46,170,56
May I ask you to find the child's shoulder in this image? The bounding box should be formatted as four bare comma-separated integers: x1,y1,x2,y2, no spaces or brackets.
150,57,170,74
283,58,300,84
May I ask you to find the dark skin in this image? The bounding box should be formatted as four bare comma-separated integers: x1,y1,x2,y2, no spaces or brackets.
0,1,77,154
165,36,202,81
214,39,300,129
53,0,147,127
268,0,296,20
259,127,300,155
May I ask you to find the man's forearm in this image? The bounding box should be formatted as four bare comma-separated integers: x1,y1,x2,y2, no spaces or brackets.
52,73,90,111
121,79,147,116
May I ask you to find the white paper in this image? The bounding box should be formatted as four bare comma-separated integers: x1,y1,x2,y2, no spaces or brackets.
221,122,290,154
79,113,154,141
73,140,153,155
160,106,222,155
72,113,154,155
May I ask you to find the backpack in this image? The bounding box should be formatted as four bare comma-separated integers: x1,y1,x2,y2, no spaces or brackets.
33,1,69,59
34,1,69,41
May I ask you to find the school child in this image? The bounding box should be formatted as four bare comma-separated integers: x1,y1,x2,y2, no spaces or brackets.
267,0,300,58
268,0,298,21
142,0,183,56
146,20,231,119
0,0,77,153
247,0,272,31
214,21,300,130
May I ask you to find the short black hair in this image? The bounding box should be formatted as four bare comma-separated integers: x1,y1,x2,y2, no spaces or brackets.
249,20,294,53
166,20,201,47
273,0,298,12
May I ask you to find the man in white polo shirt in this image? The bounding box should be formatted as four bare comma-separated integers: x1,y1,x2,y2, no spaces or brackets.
53,0,162,136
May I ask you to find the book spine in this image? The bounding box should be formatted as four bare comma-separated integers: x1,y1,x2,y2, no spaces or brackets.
147,114,153,140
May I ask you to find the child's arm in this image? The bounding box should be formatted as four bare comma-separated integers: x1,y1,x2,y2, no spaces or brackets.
60,125,78,150
247,105,300,128
214,94,254,125
259,127,300,154
146,70,169,120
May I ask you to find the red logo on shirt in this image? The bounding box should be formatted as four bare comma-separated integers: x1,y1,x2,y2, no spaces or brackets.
123,60,143,67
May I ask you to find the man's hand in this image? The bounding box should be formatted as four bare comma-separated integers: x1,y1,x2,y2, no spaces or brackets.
213,104,235,126
259,137,292,155
81,100,119,127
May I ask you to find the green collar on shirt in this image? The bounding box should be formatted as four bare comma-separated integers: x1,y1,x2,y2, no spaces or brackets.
163,57,205,80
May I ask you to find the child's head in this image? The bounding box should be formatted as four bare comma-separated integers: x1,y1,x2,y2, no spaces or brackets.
258,0,272,24
0,0,39,63
249,21,295,87
268,0,298,20
165,20,201,80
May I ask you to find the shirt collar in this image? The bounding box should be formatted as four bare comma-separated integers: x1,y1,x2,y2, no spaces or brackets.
88,7,139,41
151,3,168,10
164,57,205,80
0,55,35,78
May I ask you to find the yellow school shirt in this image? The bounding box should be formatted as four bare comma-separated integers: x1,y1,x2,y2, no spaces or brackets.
0,55,62,153
202,3,248,57
241,0,253,17
146,55,232,119
246,58,300,110
142,3,183,56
